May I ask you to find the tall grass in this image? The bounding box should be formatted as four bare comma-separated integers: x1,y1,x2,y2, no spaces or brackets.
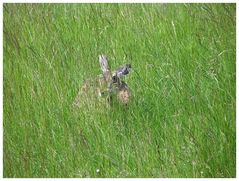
3,3,236,178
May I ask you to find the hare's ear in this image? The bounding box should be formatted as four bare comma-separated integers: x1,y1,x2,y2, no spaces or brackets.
115,64,132,77
99,54,109,73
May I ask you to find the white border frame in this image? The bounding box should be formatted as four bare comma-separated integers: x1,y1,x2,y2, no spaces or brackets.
1,0,237,180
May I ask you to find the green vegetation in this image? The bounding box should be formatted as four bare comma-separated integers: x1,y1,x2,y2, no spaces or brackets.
3,3,236,178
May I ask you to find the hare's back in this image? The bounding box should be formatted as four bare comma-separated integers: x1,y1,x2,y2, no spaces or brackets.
73,75,109,107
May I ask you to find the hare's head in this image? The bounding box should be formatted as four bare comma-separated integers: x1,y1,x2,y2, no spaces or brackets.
98,54,132,105
99,54,131,84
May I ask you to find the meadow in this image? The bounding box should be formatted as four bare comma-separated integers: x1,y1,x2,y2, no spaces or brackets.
3,3,236,178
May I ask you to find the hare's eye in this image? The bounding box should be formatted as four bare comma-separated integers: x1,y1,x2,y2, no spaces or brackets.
112,75,117,83
112,76,116,83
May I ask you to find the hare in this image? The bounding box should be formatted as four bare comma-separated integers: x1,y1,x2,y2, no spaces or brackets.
73,54,132,108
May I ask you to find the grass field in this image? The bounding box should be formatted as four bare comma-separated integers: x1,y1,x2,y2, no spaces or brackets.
3,3,236,178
